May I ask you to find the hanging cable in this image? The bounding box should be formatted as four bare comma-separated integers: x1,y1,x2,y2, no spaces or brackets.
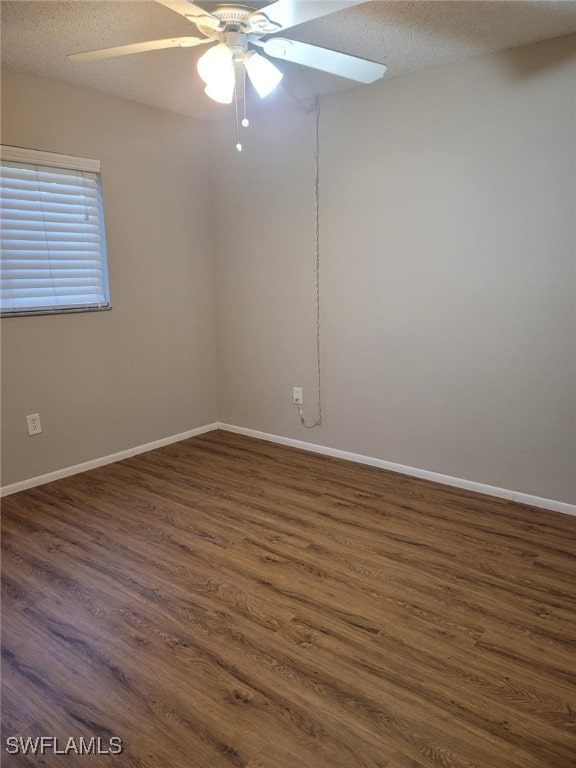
297,96,322,429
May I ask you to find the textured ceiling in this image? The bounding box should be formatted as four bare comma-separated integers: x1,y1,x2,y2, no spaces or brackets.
2,1,576,120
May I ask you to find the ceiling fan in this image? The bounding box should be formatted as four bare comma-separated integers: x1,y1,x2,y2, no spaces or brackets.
68,0,387,107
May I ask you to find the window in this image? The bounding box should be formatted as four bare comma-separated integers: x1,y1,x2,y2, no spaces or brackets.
0,146,110,317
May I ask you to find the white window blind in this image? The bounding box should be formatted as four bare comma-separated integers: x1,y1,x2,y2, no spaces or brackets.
1,146,110,317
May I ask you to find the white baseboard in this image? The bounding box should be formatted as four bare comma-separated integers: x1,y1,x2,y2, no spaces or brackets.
3,420,574,518
0,423,219,497
218,423,576,517
511,492,576,517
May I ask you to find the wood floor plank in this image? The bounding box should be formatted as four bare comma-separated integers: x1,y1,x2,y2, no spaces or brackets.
2,430,575,767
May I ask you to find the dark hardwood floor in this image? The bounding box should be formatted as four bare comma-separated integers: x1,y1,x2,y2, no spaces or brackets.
1,429,575,767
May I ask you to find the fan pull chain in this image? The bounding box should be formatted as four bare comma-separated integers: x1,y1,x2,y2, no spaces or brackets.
234,70,242,152
242,67,249,128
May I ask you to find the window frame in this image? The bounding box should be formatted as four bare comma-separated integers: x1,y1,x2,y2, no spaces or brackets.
0,145,111,318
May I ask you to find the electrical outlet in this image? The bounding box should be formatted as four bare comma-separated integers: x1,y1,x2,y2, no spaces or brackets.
26,413,42,436
293,387,303,405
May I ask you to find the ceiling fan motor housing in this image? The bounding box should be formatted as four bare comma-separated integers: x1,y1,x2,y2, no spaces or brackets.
222,30,249,58
197,11,260,62
210,4,253,25
197,3,281,38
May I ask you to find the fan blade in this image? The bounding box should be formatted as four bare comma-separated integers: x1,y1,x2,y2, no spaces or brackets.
256,38,386,83
250,1,361,32
68,36,209,62
154,0,223,31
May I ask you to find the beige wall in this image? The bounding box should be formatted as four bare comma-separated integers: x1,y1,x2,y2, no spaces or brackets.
1,70,218,485
2,35,575,505
213,35,576,504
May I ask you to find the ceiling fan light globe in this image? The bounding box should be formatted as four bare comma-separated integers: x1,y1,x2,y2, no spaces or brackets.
197,42,233,84
204,76,235,103
245,51,283,98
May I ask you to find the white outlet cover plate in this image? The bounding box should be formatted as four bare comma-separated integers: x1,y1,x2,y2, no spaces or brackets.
26,413,42,435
